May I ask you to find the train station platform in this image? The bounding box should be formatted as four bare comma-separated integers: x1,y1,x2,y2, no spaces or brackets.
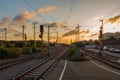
46,60,120,80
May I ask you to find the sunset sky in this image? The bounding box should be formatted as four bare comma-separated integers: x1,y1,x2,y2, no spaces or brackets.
0,0,120,42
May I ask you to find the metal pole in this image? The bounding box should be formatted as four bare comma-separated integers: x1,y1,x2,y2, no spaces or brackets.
4,28,7,47
33,22,36,47
99,19,103,49
60,38,61,47
22,25,25,41
22,25,25,48
24,34,27,47
47,25,50,56
56,32,58,43
4,28,7,41
76,27,77,42
78,24,80,42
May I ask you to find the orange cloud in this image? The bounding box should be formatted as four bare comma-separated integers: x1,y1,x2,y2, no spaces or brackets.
62,30,77,37
13,11,35,22
2,16,11,23
14,33,22,37
0,16,11,26
62,29,90,37
90,33,98,37
108,15,120,23
50,22,65,28
38,6,56,14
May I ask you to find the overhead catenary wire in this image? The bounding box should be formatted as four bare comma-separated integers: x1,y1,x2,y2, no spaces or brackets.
66,0,76,21
0,6,14,17
62,0,77,31
24,0,47,22
38,0,58,23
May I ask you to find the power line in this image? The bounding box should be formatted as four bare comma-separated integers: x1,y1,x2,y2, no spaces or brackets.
38,0,58,23
24,0,47,22
0,4,18,18
64,0,76,21
106,4,120,19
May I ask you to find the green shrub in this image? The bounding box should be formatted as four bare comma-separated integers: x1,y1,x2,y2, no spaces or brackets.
42,48,47,52
37,48,41,52
68,47,75,59
68,48,90,61
7,48,23,58
23,47,32,55
31,47,37,53
0,47,8,59
0,48,23,59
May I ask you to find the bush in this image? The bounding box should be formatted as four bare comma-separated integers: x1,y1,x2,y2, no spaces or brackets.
68,47,75,58
32,47,37,53
0,48,23,59
23,47,32,55
68,48,90,61
7,48,23,58
14,42,24,48
0,47,8,59
37,48,41,52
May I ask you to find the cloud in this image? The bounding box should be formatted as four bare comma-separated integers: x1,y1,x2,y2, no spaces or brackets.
50,22,66,28
42,22,66,28
82,30,90,34
0,28,4,32
0,16,11,26
38,6,56,14
108,15,120,23
13,11,35,23
14,33,22,37
62,29,90,37
90,33,98,37
2,16,11,23
0,21,4,26
62,30,77,37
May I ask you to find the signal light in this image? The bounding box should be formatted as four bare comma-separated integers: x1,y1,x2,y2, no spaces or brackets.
40,25,44,32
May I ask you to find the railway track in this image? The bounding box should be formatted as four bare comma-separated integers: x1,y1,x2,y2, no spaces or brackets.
83,49,120,60
80,49,120,70
0,48,64,70
0,56,33,70
12,48,68,80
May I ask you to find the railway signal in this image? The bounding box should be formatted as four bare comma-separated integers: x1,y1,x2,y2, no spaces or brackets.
39,25,44,40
